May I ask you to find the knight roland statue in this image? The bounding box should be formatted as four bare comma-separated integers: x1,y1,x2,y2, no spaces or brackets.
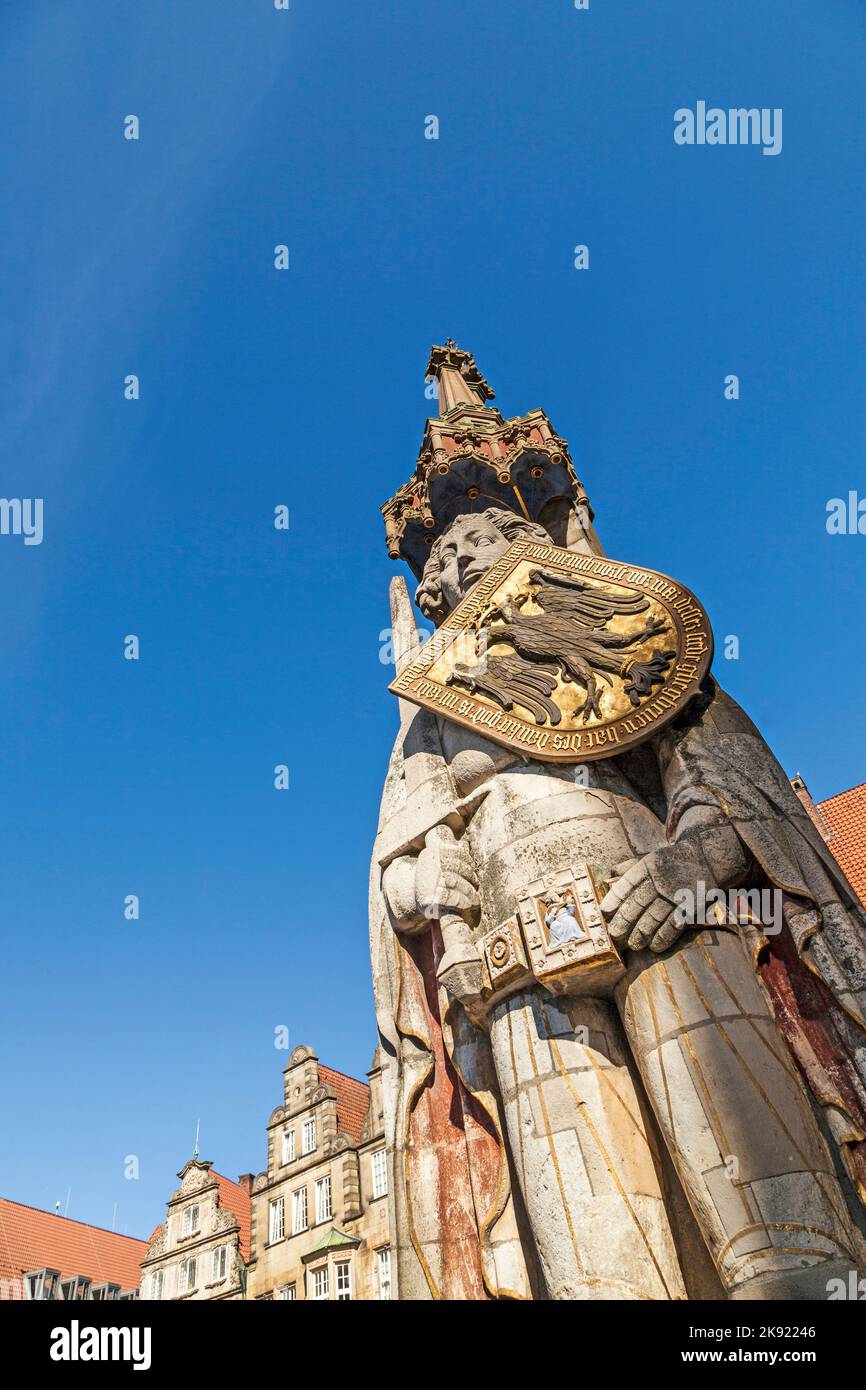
369,341,866,1301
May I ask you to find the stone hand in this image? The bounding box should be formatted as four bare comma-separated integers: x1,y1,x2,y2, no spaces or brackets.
416,826,480,925
381,854,425,934
601,844,715,955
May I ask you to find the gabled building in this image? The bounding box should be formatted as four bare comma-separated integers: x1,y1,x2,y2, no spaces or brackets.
246,1044,391,1300
0,1197,146,1300
791,774,866,909
138,1159,252,1300
814,780,866,909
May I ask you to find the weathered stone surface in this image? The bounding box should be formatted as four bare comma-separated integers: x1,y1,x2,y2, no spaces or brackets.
370,345,866,1300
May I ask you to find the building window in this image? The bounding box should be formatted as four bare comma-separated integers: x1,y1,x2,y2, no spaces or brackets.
276,1284,296,1300
149,1270,164,1301
315,1176,332,1224
282,1129,295,1165
377,1247,392,1301
268,1196,285,1244
311,1265,329,1301
371,1147,388,1198
60,1276,92,1301
25,1268,60,1300
91,1283,121,1301
212,1245,228,1282
292,1186,308,1234
178,1258,197,1294
181,1203,200,1237
302,1118,316,1155
335,1261,352,1301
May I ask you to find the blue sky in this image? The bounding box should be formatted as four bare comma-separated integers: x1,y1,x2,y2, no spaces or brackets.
1,1,864,1239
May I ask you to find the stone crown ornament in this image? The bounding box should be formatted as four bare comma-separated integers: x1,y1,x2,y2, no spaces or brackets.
381,339,592,579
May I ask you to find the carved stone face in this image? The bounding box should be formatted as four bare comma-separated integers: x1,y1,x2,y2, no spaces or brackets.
415,506,552,624
435,513,514,611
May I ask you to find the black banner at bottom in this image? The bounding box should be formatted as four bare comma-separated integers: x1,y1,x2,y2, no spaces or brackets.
9,1292,864,1377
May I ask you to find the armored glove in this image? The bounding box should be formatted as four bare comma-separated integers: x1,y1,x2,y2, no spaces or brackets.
601,823,752,954
415,825,480,925
381,825,483,1003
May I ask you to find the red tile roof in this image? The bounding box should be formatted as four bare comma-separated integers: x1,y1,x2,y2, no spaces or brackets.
818,780,866,910
0,1198,147,1296
318,1065,370,1145
211,1173,251,1261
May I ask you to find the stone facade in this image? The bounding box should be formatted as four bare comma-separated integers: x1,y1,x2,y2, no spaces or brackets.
138,1160,251,1300
246,1045,391,1300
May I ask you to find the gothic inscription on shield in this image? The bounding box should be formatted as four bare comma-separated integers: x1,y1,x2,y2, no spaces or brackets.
390,539,713,762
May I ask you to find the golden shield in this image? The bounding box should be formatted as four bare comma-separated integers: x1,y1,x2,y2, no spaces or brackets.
390,539,713,762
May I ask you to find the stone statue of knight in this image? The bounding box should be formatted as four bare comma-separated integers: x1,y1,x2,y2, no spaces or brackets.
369,341,866,1301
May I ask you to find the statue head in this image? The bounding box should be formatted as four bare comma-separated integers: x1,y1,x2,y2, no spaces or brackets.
415,506,550,624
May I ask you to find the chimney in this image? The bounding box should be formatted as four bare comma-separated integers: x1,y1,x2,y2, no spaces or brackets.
236,1174,254,1195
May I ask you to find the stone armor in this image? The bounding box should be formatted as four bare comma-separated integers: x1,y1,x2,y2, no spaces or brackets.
371,345,866,1301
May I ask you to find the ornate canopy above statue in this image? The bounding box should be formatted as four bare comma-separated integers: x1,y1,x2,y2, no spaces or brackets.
381,340,594,578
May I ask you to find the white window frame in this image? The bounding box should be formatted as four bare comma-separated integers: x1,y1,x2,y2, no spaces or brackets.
276,1284,296,1300
377,1247,392,1301
268,1196,285,1244
335,1260,352,1301
315,1175,332,1224
181,1203,200,1236
282,1129,296,1165
302,1118,316,1155
150,1269,164,1301
371,1147,388,1198
178,1257,197,1294
311,1264,329,1301
292,1186,308,1234
212,1245,227,1282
